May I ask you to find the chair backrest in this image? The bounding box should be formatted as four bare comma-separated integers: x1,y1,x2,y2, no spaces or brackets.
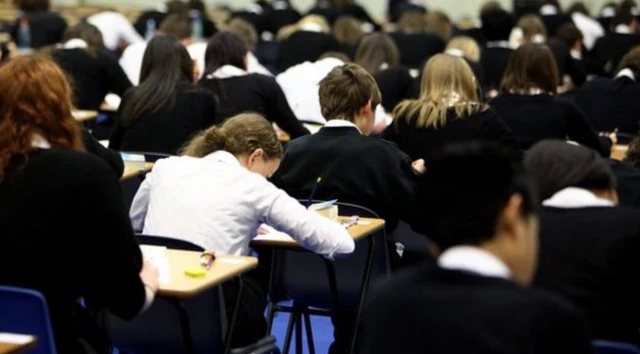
594,341,640,354
0,286,57,354
272,201,391,310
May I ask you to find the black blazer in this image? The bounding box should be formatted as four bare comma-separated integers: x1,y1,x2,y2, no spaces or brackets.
489,93,609,155
382,107,520,162
271,126,418,228
374,66,417,112
81,129,124,178
277,31,342,71
11,11,67,49
593,33,640,73
358,262,593,354
535,206,640,344
481,46,513,91
608,160,640,209
133,10,166,37
390,32,445,69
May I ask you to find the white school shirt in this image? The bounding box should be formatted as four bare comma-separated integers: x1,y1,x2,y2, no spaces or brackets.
438,246,512,279
88,12,144,52
543,187,615,208
119,41,147,85
130,151,355,258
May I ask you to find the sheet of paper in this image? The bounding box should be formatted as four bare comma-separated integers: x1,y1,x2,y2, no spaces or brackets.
0,333,33,344
254,224,295,242
140,245,170,284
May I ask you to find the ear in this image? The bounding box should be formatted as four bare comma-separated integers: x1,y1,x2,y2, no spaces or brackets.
360,99,374,118
500,194,524,240
248,148,265,167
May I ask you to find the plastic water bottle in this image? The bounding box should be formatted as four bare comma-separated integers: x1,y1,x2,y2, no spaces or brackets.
17,18,31,49
190,11,203,40
145,18,156,41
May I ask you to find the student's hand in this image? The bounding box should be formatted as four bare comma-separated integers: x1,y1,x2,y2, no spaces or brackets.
257,225,270,235
412,159,426,175
140,259,159,294
600,131,618,145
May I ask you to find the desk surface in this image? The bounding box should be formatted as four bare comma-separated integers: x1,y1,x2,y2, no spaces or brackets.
158,250,258,298
250,217,385,249
121,162,154,181
612,145,628,161
72,110,98,122
0,334,37,354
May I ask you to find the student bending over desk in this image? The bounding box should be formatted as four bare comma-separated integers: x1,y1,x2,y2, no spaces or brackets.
130,113,354,348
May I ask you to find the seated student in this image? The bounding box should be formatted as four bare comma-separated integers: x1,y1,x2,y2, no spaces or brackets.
307,0,340,26
389,10,446,69
383,54,519,163
567,2,605,52
445,36,486,92
11,0,67,49
51,22,132,111
524,140,640,345
328,0,380,31
556,22,599,86
226,18,273,76
575,46,640,136
0,56,158,354
355,33,416,114
187,0,218,39
276,15,342,71
264,0,302,35
110,35,217,155
133,0,187,38
87,10,144,53
480,7,515,95
358,142,592,354
198,32,309,139
539,0,573,38
613,135,640,208
130,113,354,348
425,10,453,42
332,16,364,59
490,43,610,155
593,6,640,74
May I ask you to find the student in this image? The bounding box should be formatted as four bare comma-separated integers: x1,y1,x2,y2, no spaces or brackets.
538,0,573,38
480,7,515,95
226,18,273,76
358,141,592,354
524,140,640,344
425,11,453,42
264,0,302,35
11,0,67,49
445,36,486,91
326,0,379,31
383,54,519,163
187,0,218,39
355,33,416,113
276,15,342,71
133,0,188,38
574,46,640,136
566,2,605,51
489,43,610,155
110,35,217,155
198,32,309,139
130,113,354,348
593,6,640,74
51,22,132,111
332,16,364,59
389,10,446,69
0,56,158,354
87,10,144,53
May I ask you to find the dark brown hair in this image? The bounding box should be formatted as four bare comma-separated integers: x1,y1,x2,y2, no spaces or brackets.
556,23,583,49
62,21,106,54
159,14,192,40
227,18,259,52
318,64,381,122
354,33,399,75
501,43,559,94
617,45,640,74
14,0,50,11
398,10,426,33
333,16,364,47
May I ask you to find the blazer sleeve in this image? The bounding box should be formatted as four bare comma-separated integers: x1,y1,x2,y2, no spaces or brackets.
109,91,130,151
480,109,523,154
536,296,594,354
564,101,610,157
81,128,124,178
100,52,133,97
262,76,310,139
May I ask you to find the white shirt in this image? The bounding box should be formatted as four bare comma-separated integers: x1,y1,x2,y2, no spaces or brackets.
543,187,615,208
88,11,144,52
617,68,636,81
571,12,604,50
119,41,147,85
324,119,362,134
130,151,355,258
438,246,512,279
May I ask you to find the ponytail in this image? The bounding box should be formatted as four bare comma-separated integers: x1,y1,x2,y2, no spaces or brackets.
180,126,228,157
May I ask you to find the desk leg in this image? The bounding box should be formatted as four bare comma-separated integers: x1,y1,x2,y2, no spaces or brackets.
348,236,376,354
322,258,341,314
223,276,244,354
171,299,196,354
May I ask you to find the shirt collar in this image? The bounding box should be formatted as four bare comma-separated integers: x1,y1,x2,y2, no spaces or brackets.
59,38,88,49
31,134,51,149
203,150,241,166
615,24,632,34
543,187,615,208
207,65,249,80
438,246,512,279
617,68,636,81
324,119,362,134
540,4,559,15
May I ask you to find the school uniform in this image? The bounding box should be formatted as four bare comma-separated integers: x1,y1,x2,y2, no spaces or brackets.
198,66,309,139
481,43,513,92
277,30,342,71
81,129,124,178
11,11,67,49
382,107,520,162
535,188,640,344
52,43,132,110
358,246,593,354
265,8,301,35
574,70,640,135
0,148,146,354
109,85,218,155
609,159,640,208
549,40,587,88
489,93,609,155
87,11,144,52
306,6,339,25
389,32,445,69
541,14,573,37
133,10,167,37
374,66,417,113
592,32,640,74
337,4,380,30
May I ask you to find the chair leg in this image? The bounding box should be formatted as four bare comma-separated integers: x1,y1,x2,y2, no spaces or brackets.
295,311,303,354
283,312,296,354
266,302,277,334
303,310,316,354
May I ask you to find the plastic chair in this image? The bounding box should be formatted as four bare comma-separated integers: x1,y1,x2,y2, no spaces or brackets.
594,341,640,354
0,286,57,354
265,202,391,354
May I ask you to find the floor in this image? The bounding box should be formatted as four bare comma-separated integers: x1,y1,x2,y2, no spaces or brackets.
269,301,334,354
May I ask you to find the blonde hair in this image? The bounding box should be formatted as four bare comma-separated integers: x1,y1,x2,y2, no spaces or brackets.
446,36,481,62
333,16,364,46
227,18,259,52
517,15,547,43
425,11,452,41
393,54,484,129
398,10,426,33
277,15,331,41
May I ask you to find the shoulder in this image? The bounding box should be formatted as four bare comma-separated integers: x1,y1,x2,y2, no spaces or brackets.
552,96,583,113
182,85,217,100
32,148,115,179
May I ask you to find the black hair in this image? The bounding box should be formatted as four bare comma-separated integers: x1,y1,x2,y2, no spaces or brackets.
413,141,537,249
203,32,248,77
481,8,515,41
121,35,194,125
524,140,616,200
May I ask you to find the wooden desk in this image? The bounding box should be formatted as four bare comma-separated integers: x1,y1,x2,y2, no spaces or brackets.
0,334,37,354
72,110,98,122
121,162,154,180
99,102,118,113
159,250,258,298
612,145,628,161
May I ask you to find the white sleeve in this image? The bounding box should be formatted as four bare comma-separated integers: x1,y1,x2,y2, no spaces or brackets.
130,175,153,232
119,14,144,46
119,46,141,86
258,182,355,259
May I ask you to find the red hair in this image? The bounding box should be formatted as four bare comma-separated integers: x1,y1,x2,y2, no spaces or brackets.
0,56,83,181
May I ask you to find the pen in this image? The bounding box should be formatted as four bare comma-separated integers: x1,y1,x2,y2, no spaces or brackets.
307,177,322,207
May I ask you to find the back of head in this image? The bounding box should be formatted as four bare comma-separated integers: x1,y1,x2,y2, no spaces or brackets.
481,8,514,41
227,18,259,52
556,23,583,49
516,15,548,43
398,10,427,34
446,36,481,62
318,63,381,122
318,51,351,63
611,3,636,30
124,35,193,123
524,140,616,200
0,56,82,180
204,31,248,76
16,0,49,12
624,133,640,168
425,10,452,41
166,0,188,15
567,2,590,16
501,43,559,94
278,14,331,40
617,45,640,76
354,33,400,75
61,21,106,53
394,54,480,129
159,14,193,41
188,0,206,13
333,16,364,47
181,113,283,160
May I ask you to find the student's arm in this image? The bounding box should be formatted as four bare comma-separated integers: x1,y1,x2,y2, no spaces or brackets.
257,180,355,258
81,128,124,178
100,52,133,97
109,92,130,151
564,100,610,157
130,175,153,233
262,76,310,139
537,297,594,354
198,89,220,127
480,108,523,154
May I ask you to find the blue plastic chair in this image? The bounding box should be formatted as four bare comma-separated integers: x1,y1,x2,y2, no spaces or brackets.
0,286,56,354
594,341,640,354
